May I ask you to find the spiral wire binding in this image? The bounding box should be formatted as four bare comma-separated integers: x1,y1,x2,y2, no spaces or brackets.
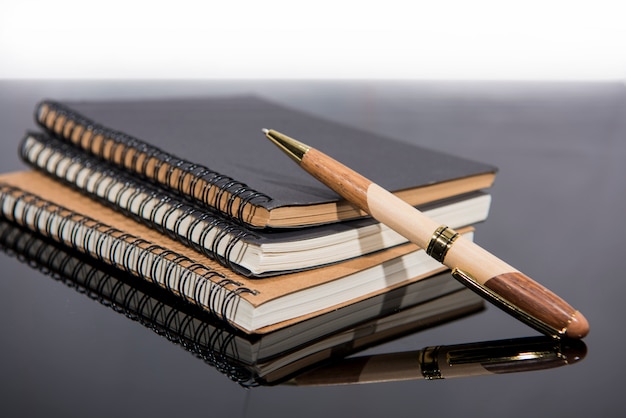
0,220,259,386
36,101,272,226
20,133,263,276
0,182,258,329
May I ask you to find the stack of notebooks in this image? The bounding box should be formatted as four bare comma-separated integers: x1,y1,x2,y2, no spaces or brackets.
0,96,497,380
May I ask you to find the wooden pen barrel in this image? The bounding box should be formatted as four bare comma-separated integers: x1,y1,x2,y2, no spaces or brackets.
365,182,588,339
444,235,588,338
299,144,589,339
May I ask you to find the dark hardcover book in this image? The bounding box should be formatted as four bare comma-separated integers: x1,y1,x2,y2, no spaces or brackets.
20,133,492,277
35,96,497,229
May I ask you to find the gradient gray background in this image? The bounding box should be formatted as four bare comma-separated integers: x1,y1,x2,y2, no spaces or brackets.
0,80,623,417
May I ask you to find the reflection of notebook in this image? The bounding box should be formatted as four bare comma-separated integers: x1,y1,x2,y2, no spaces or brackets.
20,133,492,277
0,219,484,386
35,96,497,228
0,170,476,334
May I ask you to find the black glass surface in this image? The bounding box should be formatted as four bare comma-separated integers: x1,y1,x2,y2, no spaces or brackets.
0,80,623,417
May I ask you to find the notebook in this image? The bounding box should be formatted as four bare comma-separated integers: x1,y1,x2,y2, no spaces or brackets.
0,219,484,386
35,96,497,229
20,132,492,277
0,170,476,334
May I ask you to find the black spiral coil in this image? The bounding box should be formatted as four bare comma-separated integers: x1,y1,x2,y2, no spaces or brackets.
0,219,260,386
20,133,263,277
0,182,258,329
36,101,272,226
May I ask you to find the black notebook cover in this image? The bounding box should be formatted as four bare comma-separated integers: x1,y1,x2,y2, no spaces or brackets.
36,96,496,227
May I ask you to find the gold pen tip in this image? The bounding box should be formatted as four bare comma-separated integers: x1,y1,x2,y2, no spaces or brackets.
262,129,310,164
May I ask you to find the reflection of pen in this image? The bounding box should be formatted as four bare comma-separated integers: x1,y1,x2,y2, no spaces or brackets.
287,336,586,386
263,129,589,339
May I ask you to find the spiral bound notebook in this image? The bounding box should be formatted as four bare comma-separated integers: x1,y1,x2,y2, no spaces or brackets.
20,133,492,277
35,96,497,228
0,219,484,386
0,170,477,334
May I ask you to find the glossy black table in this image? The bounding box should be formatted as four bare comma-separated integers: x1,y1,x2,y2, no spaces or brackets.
0,80,623,417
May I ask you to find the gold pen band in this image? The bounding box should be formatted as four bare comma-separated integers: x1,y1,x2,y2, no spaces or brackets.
426,225,460,263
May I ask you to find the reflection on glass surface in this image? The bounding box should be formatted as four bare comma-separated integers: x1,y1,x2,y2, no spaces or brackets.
0,219,585,388
288,336,586,386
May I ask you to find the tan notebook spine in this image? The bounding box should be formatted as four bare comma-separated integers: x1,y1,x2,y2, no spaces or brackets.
36,101,271,226
0,182,257,324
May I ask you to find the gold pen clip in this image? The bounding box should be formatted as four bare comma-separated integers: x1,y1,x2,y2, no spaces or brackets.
451,268,562,338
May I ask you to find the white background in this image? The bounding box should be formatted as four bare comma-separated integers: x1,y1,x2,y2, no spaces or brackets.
1,0,625,80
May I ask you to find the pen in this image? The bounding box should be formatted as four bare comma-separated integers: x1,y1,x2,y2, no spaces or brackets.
263,129,589,339
286,336,586,386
